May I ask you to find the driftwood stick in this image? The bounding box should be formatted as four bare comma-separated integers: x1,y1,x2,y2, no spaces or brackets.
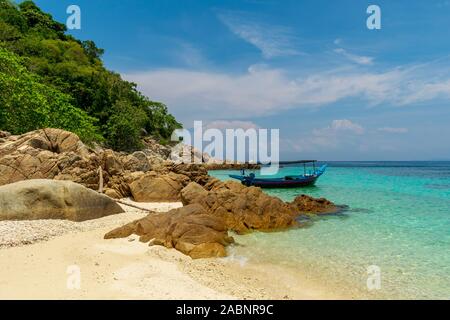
114,199,156,213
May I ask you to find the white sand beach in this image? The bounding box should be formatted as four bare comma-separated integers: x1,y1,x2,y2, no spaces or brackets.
0,200,347,300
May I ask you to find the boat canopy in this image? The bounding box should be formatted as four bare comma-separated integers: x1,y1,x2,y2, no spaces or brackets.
257,160,317,165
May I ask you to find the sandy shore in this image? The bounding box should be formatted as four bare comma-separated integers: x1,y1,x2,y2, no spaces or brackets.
0,200,182,249
0,200,346,300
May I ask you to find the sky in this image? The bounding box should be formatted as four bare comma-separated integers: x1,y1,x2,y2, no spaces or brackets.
28,0,450,160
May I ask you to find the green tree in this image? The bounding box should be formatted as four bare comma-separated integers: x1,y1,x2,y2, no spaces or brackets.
105,100,147,151
82,40,105,62
0,0,27,32
0,47,101,143
0,0,182,150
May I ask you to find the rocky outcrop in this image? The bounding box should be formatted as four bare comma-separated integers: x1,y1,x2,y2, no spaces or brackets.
204,163,260,170
169,143,260,171
290,194,345,215
0,129,183,198
129,171,190,202
0,128,260,201
167,163,210,185
0,131,11,139
180,180,208,205
0,129,89,186
1,129,345,259
0,179,123,221
122,151,151,172
181,180,300,234
105,203,233,259
141,136,172,159
106,179,343,258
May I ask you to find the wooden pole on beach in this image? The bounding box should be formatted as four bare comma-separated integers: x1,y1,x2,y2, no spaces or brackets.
97,166,104,193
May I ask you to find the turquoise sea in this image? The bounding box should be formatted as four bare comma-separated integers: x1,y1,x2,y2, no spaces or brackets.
210,162,450,299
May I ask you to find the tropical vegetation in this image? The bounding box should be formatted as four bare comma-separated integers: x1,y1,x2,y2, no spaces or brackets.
0,0,181,150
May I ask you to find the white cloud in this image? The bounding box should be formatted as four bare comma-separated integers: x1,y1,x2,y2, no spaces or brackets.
124,66,400,121
125,66,303,120
217,11,300,58
334,48,374,65
311,119,365,146
396,79,450,105
378,127,409,133
174,42,205,67
329,119,365,134
124,56,450,124
285,120,365,152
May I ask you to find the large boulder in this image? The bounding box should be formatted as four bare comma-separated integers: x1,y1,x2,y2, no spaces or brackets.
0,179,124,221
105,203,233,259
129,172,190,202
0,128,89,158
0,129,92,187
180,181,208,204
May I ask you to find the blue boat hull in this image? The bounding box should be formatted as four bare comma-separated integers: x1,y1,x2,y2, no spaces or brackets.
229,164,327,188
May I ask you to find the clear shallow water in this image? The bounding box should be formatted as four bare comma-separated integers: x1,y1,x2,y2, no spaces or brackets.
210,162,450,299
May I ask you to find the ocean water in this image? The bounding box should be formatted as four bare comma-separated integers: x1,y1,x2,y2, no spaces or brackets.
209,162,450,299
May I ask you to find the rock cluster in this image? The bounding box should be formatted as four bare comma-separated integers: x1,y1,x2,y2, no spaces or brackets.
129,171,190,202
0,128,345,259
0,129,250,201
105,178,343,258
291,194,343,215
181,180,299,233
0,129,205,199
170,143,260,170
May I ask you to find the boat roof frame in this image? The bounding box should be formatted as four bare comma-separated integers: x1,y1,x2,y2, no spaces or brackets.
258,160,318,165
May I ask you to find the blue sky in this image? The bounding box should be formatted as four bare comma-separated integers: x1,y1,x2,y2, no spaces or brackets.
30,0,450,160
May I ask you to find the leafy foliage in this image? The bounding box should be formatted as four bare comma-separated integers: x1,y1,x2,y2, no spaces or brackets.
105,100,147,151
0,47,101,142
0,0,181,149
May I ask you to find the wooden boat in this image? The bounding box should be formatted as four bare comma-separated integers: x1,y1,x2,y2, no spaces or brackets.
229,161,327,188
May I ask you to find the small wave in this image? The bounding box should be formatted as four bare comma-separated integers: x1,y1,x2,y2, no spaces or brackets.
425,183,450,190
348,208,374,214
